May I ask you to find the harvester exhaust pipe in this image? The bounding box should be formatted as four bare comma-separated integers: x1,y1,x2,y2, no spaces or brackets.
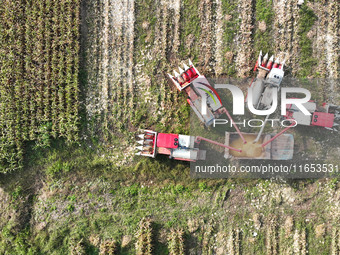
196,136,242,153
253,114,271,143
221,108,247,144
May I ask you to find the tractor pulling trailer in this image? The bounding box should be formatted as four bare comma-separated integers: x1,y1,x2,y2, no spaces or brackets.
135,129,294,161
135,130,242,162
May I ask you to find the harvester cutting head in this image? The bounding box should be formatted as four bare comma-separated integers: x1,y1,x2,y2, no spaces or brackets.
167,60,200,91
255,51,286,87
135,130,157,158
135,130,208,161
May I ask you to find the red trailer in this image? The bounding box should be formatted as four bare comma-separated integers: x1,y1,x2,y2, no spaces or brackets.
284,102,340,131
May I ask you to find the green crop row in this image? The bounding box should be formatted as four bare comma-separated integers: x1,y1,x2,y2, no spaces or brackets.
0,0,80,173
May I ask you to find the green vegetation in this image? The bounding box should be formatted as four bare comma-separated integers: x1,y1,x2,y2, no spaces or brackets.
297,4,318,77
221,0,240,76
254,0,274,54
0,0,80,173
0,140,338,254
180,0,202,62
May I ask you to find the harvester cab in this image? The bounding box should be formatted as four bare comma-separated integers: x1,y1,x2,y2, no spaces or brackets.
247,51,285,110
167,60,247,144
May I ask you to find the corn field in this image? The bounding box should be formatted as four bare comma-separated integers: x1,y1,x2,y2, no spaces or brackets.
83,0,339,148
0,0,80,173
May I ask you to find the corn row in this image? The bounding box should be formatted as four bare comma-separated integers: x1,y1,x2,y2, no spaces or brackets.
168,228,185,255
0,0,80,172
135,218,153,255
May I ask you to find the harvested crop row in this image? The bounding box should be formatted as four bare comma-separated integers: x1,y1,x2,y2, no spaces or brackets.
235,0,254,77
326,1,339,80
254,0,274,55
220,0,239,76
198,0,214,71
214,0,223,76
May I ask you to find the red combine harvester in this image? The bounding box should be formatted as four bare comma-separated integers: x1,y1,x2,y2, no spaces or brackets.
135,130,242,162
247,51,286,110
285,102,340,131
136,54,299,162
167,60,246,144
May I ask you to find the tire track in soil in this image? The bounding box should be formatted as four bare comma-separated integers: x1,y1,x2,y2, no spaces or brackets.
226,228,241,255
293,228,307,255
